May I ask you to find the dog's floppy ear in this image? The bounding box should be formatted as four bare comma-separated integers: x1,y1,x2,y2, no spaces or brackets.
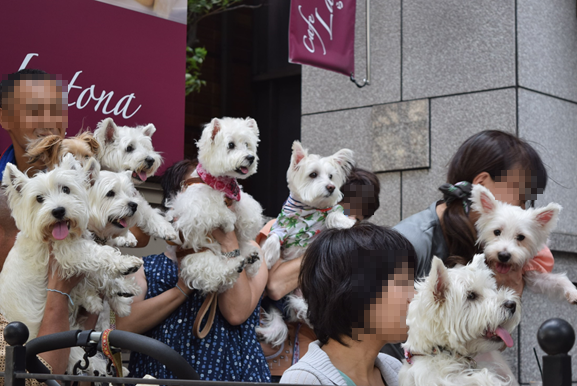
291,141,307,169
428,256,449,303
471,184,497,215
532,203,561,231
96,118,118,144
83,157,100,186
209,118,221,141
142,124,156,138
245,117,259,136
77,131,100,156
2,163,28,195
26,135,62,166
331,148,355,176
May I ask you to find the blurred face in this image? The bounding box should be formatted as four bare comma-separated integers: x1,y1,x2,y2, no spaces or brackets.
0,79,68,152
480,168,534,209
355,264,415,343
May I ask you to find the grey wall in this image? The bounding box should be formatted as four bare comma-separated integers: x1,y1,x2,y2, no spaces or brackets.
301,1,577,384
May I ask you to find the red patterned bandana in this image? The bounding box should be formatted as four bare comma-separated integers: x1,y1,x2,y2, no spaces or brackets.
196,163,241,201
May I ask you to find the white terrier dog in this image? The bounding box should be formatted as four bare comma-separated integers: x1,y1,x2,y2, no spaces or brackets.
0,156,142,375
0,155,142,340
258,141,356,346
94,118,178,243
165,117,263,294
400,255,521,386
470,184,577,303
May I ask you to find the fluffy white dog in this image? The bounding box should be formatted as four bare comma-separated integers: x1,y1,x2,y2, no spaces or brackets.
94,118,178,243
257,141,355,346
0,155,142,344
471,184,577,303
165,117,264,294
399,255,521,386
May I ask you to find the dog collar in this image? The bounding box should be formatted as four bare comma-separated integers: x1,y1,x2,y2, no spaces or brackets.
404,347,477,368
196,163,241,202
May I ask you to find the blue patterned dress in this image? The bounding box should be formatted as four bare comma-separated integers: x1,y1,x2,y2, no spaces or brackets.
129,253,271,383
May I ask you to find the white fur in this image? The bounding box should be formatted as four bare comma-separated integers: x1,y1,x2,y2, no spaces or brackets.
470,184,577,303
93,118,177,242
258,141,355,345
0,155,142,374
165,117,264,294
399,255,521,386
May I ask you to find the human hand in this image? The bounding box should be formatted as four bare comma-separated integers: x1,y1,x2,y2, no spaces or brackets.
491,263,525,297
212,228,239,253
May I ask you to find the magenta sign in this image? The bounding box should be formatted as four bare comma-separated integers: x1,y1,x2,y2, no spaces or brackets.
0,0,186,174
289,0,356,76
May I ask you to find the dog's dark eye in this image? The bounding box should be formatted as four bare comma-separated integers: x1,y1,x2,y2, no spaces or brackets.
329,174,333,179
228,142,235,150
62,186,70,194
467,292,477,301
494,230,501,236
106,190,115,198
309,172,318,178
126,145,134,153
36,195,44,203
516,234,525,241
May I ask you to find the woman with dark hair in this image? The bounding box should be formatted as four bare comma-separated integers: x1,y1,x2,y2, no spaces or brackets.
394,130,552,294
118,159,271,382
280,223,415,386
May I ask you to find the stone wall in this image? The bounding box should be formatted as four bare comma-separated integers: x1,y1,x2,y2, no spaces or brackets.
300,1,577,383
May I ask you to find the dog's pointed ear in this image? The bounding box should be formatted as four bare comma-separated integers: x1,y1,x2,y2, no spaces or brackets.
331,148,355,175
291,141,307,168
533,203,561,231
2,163,28,195
470,253,488,270
96,118,118,144
428,256,449,303
142,124,156,138
83,157,100,186
471,184,497,215
210,118,221,141
59,153,80,171
124,170,133,180
26,135,62,166
245,117,259,136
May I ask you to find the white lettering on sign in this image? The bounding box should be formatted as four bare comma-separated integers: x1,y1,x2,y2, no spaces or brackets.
19,54,142,119
298,0,337,56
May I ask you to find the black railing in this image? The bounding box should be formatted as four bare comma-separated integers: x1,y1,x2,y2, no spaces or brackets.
1,319,575,385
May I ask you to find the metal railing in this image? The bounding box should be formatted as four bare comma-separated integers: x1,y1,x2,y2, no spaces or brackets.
1,318,575,385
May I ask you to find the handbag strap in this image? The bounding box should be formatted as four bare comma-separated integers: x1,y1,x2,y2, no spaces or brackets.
193,292,218,339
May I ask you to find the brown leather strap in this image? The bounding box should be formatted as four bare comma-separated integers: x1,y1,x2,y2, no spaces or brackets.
193,292,218,339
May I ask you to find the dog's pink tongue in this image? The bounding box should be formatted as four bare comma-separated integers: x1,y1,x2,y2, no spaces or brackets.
119,219,128,228
496,327,514,347
496,263,511,274
138,171,148,181
52,221,69,240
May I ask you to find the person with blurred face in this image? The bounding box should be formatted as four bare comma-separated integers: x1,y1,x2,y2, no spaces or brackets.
280,223,416,386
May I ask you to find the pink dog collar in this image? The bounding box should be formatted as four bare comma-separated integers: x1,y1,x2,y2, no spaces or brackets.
196,163,241,201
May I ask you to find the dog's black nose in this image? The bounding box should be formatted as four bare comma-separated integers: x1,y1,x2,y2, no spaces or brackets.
503,300,516,314
128,202,138,214
246,155,255,165
145,156,155,168
498,251,511,262
52,207,66,220
326,185,335,194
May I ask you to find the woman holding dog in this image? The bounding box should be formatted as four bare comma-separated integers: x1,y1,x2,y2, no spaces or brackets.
280,223,415,386
394,130,553,295
118,159,271,382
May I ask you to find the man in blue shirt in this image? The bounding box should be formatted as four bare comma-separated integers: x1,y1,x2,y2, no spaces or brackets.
0,69,68,269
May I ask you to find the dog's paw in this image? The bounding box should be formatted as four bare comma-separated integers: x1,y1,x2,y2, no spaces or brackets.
244,253,261,277
565,289,577,304
112,233,138,248
119,255,143,276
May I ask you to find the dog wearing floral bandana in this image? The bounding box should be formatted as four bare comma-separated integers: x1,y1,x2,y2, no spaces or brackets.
165,117,264,294
257,141,356,346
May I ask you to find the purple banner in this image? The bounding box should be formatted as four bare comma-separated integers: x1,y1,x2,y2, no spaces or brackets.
289,0,356,76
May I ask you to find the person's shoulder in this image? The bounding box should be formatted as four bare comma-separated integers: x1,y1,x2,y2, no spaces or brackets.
376,353,402,386
280,341,332,384
279,368,323,384
393,202,439,234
